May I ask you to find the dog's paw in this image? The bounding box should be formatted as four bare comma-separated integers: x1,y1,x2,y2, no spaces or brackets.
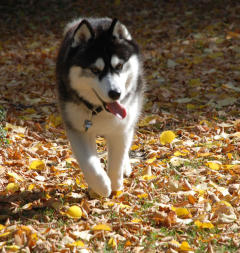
89,178,112,198
124,162,132,177
111,178,123,192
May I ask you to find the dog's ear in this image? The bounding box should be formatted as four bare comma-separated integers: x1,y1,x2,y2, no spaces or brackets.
110,18,132,40
72,20,94,47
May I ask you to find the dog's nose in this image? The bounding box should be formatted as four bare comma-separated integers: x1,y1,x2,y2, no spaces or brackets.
108,89,121,100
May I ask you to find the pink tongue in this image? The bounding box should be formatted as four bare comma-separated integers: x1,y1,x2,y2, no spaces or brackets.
106,102,127,119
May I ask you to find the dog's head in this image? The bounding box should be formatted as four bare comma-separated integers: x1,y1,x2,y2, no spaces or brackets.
64,18,140,118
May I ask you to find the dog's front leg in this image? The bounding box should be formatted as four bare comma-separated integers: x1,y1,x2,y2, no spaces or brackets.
107,129,134,191
66,128,112,197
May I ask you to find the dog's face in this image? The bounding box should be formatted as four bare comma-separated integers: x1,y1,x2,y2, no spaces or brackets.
67,19,140,107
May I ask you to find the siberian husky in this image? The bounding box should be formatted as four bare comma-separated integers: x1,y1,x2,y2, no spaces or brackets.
56,17,145,197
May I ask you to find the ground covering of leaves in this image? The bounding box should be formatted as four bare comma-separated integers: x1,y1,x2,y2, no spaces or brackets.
0,0,240,252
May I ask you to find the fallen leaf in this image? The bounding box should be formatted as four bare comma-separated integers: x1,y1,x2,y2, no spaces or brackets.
194,220,214,229
108,237,117,248
171,207,192,218
160,131,176,145
29,160,45,170
6,183,19,193
67,240,85,248
66,206,82,219
206,161,221,170
92,224,112,232
180,241,193,251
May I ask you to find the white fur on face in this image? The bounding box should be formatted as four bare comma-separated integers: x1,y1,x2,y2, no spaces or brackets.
101,54,139,101
69,54,139,104
69,66,100,104
111,55,123,69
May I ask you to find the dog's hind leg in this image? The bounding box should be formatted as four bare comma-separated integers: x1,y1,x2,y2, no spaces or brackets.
66,128,112,197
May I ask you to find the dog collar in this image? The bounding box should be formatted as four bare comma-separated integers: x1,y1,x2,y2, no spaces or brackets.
76,95,104,131
69,87,107,131
72,91,103,115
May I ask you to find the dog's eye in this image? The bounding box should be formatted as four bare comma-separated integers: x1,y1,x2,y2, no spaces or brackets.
115,63,123,71
90,67,101,75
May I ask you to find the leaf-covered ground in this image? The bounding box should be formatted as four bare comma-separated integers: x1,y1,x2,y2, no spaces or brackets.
0,1,240,252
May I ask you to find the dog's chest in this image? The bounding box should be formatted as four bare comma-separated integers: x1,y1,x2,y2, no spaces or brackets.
64,102,125,134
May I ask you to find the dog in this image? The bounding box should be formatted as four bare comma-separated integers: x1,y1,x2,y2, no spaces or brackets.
56,17,145,197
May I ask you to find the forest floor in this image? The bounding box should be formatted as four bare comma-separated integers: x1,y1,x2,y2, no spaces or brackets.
0,0,240,252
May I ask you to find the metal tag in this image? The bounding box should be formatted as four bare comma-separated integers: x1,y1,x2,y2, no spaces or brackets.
84,120,92,131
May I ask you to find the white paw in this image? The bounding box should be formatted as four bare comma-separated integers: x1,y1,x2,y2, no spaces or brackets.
124,162,132,177
87,175,112,197
111,178,123,192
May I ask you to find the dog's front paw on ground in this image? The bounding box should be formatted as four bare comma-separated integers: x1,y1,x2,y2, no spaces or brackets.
88,179,112,198
111,179,123,192
124,163,132,177
88,186,112,198
88,187,104,199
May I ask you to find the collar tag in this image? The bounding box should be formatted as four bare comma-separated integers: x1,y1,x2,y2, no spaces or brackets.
84,119,92,132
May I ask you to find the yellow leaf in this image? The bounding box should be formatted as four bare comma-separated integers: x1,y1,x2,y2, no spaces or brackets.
218,200,232,207
29,160,45,170
7,172,23,182
146,156,157,164
137,193,148,199
66,206,82,219
108,237,117,248
28,184,35,191
65,157,75,163
197,152,212,157
222,164,235,170
45,193,51,200
206,161,221,170
0,232,10,237
169,239,181,248
96,137,106,144
138,115,157,127
180,241,193,251
75,176,87,189
113,190,123,197
22,203,33,210
174,151,188,157
172,207,192,218
194,220,214,229
131,144,140,150
92,224,112,231
68,240,85,247
20,225,31,231
227,153,232,159
6,183,19,193
160,130,176,145
5,245,20,251
0,224,5,231
104,201,115,207
131,218,142,223
30,233,38,241
141,175,156,181
118,203,131,209
46,115,62,129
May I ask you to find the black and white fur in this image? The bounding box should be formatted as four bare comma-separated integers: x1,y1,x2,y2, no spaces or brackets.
56,17,144,197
